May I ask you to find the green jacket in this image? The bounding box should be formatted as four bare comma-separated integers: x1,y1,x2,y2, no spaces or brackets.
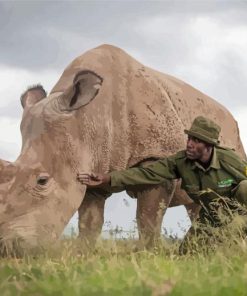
110,146,247,202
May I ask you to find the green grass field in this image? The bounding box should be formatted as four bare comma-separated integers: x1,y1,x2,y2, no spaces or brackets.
0,239,247,296
1,221,247,296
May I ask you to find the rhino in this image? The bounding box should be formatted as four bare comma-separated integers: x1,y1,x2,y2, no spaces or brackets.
0,44,245,254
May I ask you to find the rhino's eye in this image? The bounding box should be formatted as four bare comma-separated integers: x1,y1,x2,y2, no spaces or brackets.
37,173,50,186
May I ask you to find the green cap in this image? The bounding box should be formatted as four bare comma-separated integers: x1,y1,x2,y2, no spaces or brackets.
184,116,221,145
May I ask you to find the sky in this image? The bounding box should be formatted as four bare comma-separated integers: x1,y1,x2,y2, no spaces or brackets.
0,0,246,238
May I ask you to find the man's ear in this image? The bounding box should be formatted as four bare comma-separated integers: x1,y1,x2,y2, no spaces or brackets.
21,85,47,109
57,70,103,111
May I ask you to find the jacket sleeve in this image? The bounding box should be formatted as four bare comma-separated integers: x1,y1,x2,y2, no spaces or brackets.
110,155,179,187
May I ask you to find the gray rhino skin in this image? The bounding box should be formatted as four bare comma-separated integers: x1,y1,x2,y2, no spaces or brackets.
0,44,245,253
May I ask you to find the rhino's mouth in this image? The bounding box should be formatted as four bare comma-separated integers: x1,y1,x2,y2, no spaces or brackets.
0,236,27,257
0,219,44,257
0,234,49,258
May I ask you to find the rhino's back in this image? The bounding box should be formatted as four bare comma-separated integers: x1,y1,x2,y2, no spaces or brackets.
145,68,245,157
51,45,245,170
111,53,246,167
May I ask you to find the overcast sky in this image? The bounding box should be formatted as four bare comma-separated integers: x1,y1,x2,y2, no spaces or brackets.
0,1,246,237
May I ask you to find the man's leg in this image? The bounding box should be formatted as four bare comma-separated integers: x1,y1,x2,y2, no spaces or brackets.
178,218,221,255
180,184,247,255
179,221,201,255
78,188,111,246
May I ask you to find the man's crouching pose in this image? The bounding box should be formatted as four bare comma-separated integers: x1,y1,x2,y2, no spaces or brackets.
77,116,247,254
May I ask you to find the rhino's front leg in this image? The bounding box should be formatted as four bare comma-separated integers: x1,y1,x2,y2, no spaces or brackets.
127,180,176,248
78,188,111,246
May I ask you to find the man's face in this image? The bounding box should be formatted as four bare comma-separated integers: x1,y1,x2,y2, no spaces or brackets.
186,135,209,161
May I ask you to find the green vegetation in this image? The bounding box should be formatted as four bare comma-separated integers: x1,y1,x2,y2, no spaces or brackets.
1,230,247,296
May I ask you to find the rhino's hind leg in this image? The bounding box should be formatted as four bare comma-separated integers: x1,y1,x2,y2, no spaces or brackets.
127,180,176,248
78,188,111,247
184,203,201,222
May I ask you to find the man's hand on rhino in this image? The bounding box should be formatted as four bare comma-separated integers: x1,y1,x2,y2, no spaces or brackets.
77,172,111,187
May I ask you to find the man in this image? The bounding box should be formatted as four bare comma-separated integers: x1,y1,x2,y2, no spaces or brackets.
77,116,247,253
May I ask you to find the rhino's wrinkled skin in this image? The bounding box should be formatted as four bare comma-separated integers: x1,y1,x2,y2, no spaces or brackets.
0,44,245,253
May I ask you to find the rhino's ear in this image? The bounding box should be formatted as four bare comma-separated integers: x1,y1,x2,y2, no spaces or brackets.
20,84,47,109
0,160,17,184
58,70,103,111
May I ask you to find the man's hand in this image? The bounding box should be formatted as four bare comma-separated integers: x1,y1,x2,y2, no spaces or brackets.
77,172,111,187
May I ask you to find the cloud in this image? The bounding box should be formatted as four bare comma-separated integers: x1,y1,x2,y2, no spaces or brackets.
0,65,61,117
131,13,247,111
0,117,21,161
1,2,246,113
184,16,247,109
234,107,247,153
1,1,246,71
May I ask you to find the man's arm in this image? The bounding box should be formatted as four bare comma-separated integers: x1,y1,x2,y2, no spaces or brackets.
77,155,179,187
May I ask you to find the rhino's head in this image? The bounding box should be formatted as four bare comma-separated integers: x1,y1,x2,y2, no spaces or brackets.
0,70,103,255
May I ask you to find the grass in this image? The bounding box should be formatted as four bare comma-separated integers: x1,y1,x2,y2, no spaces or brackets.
1,218,247,296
